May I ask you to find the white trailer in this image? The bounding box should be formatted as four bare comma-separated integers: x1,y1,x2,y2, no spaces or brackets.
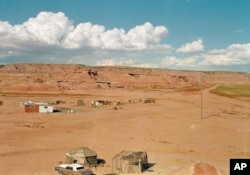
39,105,53,113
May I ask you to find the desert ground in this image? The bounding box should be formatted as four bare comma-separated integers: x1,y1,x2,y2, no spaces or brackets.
0,64,249,175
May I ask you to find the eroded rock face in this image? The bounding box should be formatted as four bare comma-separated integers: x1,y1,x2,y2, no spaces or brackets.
170,162,227,175
0,63,249,93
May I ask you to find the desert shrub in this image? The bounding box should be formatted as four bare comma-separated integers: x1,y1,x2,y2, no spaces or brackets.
77,99,84,106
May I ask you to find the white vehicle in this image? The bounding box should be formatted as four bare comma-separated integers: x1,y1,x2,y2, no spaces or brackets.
55,163,93,175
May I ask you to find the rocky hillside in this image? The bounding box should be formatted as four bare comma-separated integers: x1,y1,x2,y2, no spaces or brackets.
0,63,249,94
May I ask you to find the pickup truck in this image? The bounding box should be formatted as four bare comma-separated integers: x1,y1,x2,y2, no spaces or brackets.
55,163,93,175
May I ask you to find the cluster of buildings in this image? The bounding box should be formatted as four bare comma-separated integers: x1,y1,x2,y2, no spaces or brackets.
22,97,156,113
21,100,150,173
63,146,149,174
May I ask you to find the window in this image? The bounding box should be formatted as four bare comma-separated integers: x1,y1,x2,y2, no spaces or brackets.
76,167,84,170
66,166,73,170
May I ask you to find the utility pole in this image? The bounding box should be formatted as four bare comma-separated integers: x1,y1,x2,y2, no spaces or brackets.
200,72,203,119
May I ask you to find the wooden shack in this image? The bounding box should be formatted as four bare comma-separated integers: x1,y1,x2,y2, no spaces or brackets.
112,151,148,173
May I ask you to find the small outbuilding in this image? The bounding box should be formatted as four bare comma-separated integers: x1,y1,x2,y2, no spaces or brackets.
24,104,39,113
112,151,148,173
38,105,53,113
23,101,53,113
65,147,98,167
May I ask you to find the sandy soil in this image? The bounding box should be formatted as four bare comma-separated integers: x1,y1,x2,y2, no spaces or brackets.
0,87,249,175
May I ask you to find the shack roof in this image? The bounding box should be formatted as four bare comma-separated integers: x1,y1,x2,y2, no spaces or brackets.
68,147,97,157
123,151,145,161
113,151,147,162
22,100,50,106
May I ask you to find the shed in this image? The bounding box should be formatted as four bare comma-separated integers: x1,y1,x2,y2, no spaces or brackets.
112,151,148,173
24,104,39,113
65,147,98,167
39,105,53,113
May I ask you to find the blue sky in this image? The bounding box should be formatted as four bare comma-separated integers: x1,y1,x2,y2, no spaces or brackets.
0,0,249,72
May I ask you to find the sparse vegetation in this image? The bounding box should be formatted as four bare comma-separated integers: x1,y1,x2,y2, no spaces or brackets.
211,83,250,100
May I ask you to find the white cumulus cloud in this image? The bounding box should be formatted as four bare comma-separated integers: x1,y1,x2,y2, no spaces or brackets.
161,56,197,69
0,12,73,50
0,11,170,52
96,58,159,68
177,39,204,53
202,43,250,66
1,11,249,72
63,21,170,50
63,22,105,49
96,58,134,66
23,12,73,45
126,22,168,50
131,63,159,68
159,43,250,71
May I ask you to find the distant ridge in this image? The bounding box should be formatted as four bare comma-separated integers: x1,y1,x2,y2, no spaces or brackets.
0,63,249,94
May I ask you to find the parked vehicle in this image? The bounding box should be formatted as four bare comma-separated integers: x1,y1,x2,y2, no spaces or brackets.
55,163,93,175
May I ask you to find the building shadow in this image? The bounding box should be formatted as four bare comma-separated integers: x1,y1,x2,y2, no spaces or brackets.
145,163,156,172
53,109,62,113
97,158,106,165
